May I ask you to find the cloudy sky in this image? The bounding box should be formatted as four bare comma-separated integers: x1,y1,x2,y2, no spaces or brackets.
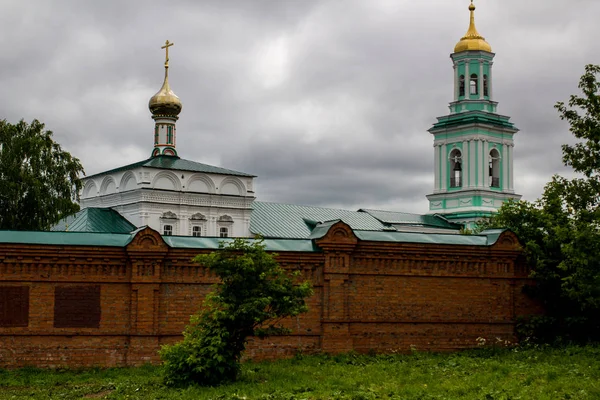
1,0,598,213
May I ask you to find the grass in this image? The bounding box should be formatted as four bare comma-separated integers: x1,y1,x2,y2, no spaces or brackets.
0,345,599,399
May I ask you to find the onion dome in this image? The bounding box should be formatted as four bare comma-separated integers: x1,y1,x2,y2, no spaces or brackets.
454,1,492,53
149,40,182,117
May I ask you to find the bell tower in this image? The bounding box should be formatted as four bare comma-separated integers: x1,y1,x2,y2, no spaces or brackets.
426,1,520,227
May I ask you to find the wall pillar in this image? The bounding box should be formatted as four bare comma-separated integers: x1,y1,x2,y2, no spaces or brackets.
503,143,510,191
315,222,358,354
125,228,168,365
453,63,459,101
508,144,514,191
477,140,484,188
469,139,476,188
479,60,485,100
462,140,469,187
441,144,447,191
488,62,494,99
434,144,440,192
465,62,470,104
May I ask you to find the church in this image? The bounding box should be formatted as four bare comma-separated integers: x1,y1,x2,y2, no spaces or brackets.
0,2,539,368
67,3,520,236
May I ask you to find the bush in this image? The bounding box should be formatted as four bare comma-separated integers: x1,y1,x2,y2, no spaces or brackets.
160,237,313,386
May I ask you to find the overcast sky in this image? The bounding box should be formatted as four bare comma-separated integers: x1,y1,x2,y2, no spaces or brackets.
2,0,598,214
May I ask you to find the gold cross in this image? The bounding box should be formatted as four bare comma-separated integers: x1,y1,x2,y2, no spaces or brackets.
161,40,174,66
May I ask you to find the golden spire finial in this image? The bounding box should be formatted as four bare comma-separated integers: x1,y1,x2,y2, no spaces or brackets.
149,39,182,118
454,1,492,53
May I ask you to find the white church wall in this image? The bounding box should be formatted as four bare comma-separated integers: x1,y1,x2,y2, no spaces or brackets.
80,166,255,237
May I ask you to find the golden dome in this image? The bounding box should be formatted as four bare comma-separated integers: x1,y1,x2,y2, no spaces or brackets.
454,1,492,53
149,72,182,117
149,40,182,117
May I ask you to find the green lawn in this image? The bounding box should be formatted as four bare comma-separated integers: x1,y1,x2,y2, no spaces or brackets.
1,345,599,399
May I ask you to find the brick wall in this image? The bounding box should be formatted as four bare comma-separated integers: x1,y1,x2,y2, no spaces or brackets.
0,223,541,368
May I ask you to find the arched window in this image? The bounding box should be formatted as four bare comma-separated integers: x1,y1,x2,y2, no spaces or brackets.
489,148,500,188
483,75,489,97
192,226,201,237
163,225,173,236
219,227,229,238
449,149,462,188
470,74,478,95
459,75,465,97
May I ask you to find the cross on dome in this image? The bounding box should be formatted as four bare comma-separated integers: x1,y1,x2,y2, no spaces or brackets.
161,40,174,67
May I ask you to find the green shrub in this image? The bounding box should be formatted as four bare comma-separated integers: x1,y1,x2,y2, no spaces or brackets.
160,237,313,386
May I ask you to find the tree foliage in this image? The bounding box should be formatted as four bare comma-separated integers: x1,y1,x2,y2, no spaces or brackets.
160,237,313,387
477,65,600,342
0,119,84,230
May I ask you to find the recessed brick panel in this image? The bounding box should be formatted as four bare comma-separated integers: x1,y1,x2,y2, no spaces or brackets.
54,285,101,328
0,286,29,327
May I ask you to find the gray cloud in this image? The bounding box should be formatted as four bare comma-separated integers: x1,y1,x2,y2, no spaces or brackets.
2,0,599,214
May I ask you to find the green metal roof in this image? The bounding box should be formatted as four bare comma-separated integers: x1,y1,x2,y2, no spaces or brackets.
164,236,319,252
354,229,506,246
250,202,390,239
52,208,137,234
0,230,133,247
0,227,510,250
359,209,461,230
85,155,254,179
430,111,517,131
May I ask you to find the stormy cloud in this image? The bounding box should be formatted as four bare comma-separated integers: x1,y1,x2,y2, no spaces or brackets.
1,0,598,213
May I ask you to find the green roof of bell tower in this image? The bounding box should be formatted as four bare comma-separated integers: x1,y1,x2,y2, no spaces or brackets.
430,110,518,133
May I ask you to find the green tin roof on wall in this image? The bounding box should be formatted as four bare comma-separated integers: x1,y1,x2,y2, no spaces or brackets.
359,209,461,229
164,236,319,252
0,227,510,249
52,208,137,234
85,155,255,179
355,229,505,246
250,202,390,239
0,230,133,247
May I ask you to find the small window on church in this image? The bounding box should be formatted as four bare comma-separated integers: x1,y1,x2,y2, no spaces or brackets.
483,75,489,96
459,75,465,97
219,227,229,238
470,74,478,95
163,225,173,236
154,126,159,145
192,226,201,237
167,126,173,145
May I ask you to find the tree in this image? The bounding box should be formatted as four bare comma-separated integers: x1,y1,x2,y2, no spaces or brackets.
160,237,313,387
0,119,84,230
477,65,600,342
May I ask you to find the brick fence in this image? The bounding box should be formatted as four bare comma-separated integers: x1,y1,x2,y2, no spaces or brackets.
0,222,541,368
